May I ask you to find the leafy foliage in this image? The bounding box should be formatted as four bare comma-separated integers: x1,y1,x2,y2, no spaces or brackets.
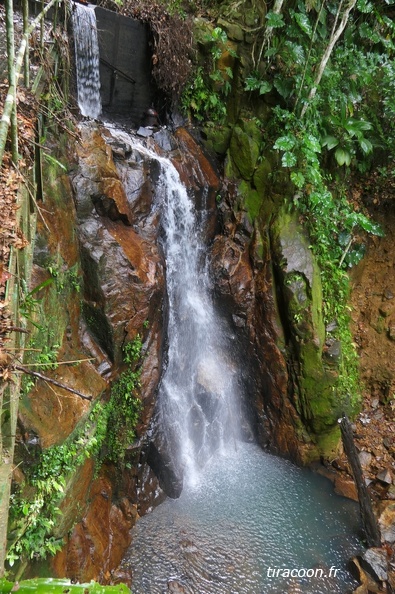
181,27,235,122
7,334,144,569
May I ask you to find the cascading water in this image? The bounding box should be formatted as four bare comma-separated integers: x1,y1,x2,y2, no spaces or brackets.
72,3,102,119
154,155,242,487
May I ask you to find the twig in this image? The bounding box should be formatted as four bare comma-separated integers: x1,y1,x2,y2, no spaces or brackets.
13,364,92,400
18,357,96,367
339,235,353,268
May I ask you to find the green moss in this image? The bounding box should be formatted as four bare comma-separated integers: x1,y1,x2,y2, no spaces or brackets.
229,126,260,180
202,124,232,155
238,180,261,222
253,158,272,195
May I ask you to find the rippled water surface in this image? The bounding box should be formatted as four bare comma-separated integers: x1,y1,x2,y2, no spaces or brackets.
122,443,362,594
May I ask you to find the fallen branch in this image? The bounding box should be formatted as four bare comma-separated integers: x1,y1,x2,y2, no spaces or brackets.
13,364,92,401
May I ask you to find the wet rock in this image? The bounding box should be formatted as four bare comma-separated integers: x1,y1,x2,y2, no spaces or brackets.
147,437,183,499
359,547,388,582
153,128,176,151
137,126,153,137
173,127,220,241
210,235,254,320
53,474,136,583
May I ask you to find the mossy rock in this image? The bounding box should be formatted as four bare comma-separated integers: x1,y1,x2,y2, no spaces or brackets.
238,180,261,222
253,158,272,195
202,125,232,155
217,17,244,41
229,125,260,180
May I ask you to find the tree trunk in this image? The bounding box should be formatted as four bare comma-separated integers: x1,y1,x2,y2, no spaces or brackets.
300,0,357,118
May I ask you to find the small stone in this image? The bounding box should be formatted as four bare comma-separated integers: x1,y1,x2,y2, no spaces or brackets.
377,468,393,485
326,319,338,333
137,126,153,138
325,340,342,362
379,304,392,317
358,451,372,468
388,324,395,341
371,398,379,409
232,314,245,328
167,579,186,592
360,548,388,582
384,288,394,300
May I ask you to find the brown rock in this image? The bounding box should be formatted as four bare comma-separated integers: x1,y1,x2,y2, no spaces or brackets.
334,476,358,501
377,501,395,543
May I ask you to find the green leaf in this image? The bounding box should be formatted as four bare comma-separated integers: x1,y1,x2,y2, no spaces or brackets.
322,135,339,150
293,12,312,37
273,76,293,99
291,171,305,188
282,151,297,167
274,135,296,151
265,11,285,28
359,138,373,154
335,148,352,166
357,0,374,12
304,134,321,153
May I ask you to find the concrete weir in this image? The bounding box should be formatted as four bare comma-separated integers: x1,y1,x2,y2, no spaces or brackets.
94,6,155,124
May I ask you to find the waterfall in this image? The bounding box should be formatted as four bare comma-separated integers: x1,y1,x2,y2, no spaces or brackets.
152,153,242,488
72,3,102,119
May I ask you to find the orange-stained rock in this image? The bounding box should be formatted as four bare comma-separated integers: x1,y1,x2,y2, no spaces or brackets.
173,127,220,193
52,473,137,584
76,125,132,223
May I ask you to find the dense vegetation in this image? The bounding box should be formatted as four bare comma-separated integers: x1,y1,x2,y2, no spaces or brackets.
151,0,395,406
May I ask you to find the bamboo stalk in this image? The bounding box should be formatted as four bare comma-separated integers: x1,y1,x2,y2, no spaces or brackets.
23,0,30,87
0,0,60,166
5,0,18,163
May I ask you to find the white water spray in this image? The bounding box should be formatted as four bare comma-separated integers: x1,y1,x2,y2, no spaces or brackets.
72,3,102,119
152,151,241,487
